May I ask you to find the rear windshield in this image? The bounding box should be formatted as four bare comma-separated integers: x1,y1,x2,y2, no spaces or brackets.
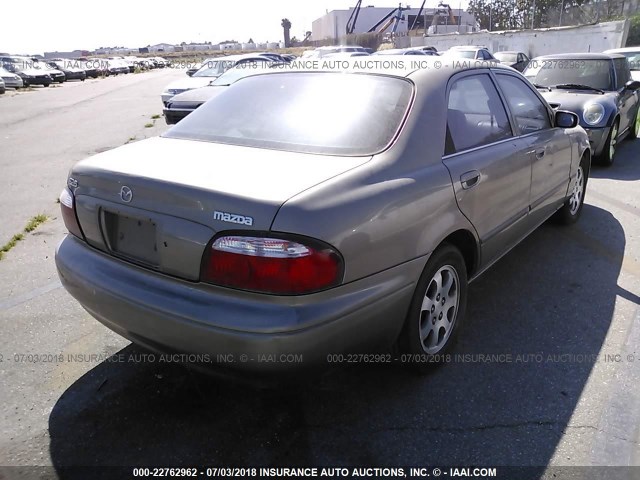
495,52,518,62
210,61,274,86
454,51,475,59
620,52,640,70
163,72,413,156
193,60,236,77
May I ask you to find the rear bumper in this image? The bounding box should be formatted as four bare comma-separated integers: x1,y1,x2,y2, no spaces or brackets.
55,235,423,373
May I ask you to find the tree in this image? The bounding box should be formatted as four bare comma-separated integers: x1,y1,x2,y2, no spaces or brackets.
628,13,640,46
281,18,292,47
467,0,591,30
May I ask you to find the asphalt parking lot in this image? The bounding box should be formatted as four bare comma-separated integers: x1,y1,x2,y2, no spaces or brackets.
1,68,640,477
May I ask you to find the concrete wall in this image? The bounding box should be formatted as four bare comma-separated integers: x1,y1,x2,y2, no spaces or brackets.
395,20,630,57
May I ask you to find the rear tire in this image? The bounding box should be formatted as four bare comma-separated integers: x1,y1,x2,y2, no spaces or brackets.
598,120,619,167
553,154,589,225
397,244,468,372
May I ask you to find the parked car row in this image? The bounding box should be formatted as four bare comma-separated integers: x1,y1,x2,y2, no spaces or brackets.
161,53,293,106
0,55,169,91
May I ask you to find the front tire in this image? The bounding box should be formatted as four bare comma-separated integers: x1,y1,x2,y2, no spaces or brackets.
598,120,619,166
397,244,468,371
554,155,589,225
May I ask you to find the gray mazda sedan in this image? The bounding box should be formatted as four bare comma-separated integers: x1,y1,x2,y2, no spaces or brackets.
55,58,590,374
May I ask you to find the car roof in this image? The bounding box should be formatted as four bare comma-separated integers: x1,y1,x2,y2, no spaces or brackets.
533,52,624,60
315,45,365,51
449,45,487,50
282,55,513,80
604,47,640,53
275,56,417,77
374,49,405,54
208,53,271,61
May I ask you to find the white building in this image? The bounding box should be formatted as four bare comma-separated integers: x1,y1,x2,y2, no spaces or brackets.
312,5,477,41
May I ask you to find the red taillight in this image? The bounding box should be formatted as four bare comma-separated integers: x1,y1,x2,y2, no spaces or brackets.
59,188,84,239
201,235,343,295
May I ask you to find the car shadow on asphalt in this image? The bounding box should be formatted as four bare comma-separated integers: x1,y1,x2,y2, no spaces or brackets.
589,136,640,181
48,204,624,477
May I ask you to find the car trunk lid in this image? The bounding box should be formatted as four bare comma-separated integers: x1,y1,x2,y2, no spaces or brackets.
70,137,369,280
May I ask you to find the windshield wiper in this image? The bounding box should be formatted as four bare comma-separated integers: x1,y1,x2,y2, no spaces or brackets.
553,83,605,94
533,83,551,91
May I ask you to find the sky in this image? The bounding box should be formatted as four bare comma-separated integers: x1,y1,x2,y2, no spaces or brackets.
0,0,462,55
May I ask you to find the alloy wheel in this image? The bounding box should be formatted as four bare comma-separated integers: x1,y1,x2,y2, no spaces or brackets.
569,166,584,216
419,265,460,354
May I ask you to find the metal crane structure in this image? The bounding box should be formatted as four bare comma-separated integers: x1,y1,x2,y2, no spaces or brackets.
367,4,407,35
433,2,457,26
409,0,427,31
346,0,363,35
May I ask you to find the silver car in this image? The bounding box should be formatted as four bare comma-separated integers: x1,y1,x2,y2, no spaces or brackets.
55,59,590,374
0,66,24,89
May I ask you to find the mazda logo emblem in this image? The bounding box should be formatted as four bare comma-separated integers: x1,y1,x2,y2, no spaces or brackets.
120,186,133,203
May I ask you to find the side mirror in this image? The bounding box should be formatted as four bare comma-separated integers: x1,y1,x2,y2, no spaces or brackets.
186,70,193,76
555,110,579,129
625,80,640,91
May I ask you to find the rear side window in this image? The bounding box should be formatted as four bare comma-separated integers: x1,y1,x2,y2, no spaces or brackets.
164,72,413,156
445,74,512,155
495,74,551,134
621,52,640,71
614,58,630,88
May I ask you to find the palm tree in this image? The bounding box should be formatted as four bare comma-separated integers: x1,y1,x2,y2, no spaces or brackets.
281,18,292,47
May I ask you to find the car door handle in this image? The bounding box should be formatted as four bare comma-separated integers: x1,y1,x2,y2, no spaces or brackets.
460,170,481,190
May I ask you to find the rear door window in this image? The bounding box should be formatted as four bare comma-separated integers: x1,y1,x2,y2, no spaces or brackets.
614,58,630,88
445,74,513,155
